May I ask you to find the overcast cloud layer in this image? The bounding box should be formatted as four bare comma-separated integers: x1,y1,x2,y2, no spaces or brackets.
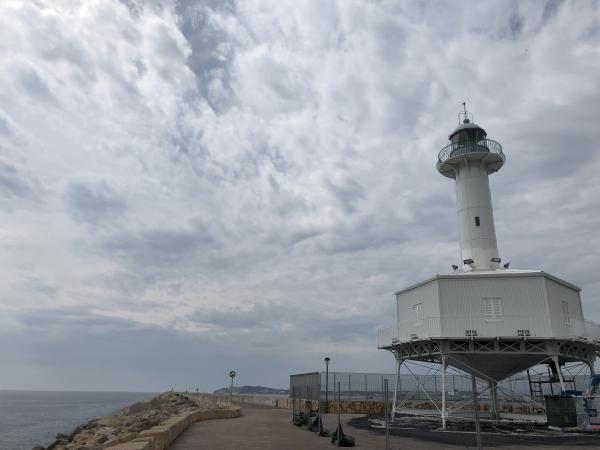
1,0,599,391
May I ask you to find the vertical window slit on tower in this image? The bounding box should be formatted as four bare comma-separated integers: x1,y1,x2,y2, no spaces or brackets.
475,216,480,227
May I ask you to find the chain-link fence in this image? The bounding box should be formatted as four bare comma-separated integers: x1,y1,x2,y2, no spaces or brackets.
291,370,590,408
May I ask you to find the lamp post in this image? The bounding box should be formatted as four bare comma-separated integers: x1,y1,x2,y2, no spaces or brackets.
324,357,330,413
229,370,236,404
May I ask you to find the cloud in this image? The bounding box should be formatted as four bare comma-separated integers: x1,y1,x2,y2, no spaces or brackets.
0,160,33,198
18,67,57,103
0,0,599,391
65,180,128,225
0,112,14,136
101,220,219,266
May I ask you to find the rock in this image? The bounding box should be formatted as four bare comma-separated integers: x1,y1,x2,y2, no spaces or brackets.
94,435,109,444
40,392,220,450
141,410,158,419
46,441,61,450
126,423,143,433
69,425,82,440
31,446,45,450
126,402,145,415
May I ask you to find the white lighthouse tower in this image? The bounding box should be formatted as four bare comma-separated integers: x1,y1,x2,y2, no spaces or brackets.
437,104,504,271
378,105,600,427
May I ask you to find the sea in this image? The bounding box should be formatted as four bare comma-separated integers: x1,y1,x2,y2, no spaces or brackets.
0,390,155,450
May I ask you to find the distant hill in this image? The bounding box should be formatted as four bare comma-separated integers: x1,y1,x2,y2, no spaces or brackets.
212,385,289,395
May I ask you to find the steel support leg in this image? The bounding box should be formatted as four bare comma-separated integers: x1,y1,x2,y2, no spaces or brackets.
391,357,401,419
471,374,483,450
441,354,447,429
489,379,498,420
552,355,566,392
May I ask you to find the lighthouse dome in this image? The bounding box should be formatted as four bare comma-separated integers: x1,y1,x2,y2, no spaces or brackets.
448,118,487,145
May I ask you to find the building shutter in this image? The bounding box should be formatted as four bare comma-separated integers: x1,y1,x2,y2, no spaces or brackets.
413,303,422,326
562,301,570,325
483,298,502,321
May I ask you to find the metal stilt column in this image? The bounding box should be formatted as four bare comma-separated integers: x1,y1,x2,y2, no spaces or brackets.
489,379,498,420
441,354,447,429
471,373,483,450
552,355,566,392
391,357,402,419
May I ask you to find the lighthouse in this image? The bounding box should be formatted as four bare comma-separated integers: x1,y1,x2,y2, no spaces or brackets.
378,105,600,427
437,104,505,271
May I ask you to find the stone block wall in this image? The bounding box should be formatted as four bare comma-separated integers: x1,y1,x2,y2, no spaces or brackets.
191,393,291,409
106,406,240,450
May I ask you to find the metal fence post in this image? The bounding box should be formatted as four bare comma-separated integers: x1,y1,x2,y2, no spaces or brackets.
292,387,295,422
333,372,336,405
349,373,351,400
384,379,390,450
337,381,341,429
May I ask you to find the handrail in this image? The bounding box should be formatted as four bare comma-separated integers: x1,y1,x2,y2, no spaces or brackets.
377,315,600,348
437,138,504,166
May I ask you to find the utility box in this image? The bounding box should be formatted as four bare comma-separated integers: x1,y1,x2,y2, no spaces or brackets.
545,395,584,429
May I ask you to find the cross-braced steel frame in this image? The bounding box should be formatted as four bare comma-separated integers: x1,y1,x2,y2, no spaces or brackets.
381,337,600,429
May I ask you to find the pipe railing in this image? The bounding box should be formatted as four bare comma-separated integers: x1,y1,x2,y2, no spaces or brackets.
378,315,600,348
437,138,504,169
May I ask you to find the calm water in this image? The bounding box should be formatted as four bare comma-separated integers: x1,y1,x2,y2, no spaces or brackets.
0,390,155,450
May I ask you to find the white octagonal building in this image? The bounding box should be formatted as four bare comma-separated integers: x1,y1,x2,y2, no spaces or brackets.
392,269,595,381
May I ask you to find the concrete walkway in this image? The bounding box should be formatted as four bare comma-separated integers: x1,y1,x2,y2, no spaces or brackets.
170,406,466,449
170,405,598,450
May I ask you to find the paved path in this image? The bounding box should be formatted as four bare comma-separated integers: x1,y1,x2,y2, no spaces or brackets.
170,406,599,449
170,406,437,450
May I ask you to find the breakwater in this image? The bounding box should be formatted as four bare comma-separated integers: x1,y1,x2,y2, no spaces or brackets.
33,392,240,450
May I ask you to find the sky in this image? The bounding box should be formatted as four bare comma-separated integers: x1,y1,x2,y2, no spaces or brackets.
0,0,599,392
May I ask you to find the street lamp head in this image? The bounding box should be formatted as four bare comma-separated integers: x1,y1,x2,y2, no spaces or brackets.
324,357,330,366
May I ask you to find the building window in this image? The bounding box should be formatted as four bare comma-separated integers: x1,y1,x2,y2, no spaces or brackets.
475,216,480,227
413,303,422,326
483,298,503,321
562,301,570,325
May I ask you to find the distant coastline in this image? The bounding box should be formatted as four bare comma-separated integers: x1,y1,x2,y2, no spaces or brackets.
212,385,289,396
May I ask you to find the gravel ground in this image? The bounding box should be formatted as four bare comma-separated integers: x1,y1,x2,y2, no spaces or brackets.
350,413,600,448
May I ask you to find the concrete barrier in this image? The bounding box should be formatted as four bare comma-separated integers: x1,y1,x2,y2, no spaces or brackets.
105,406,241,450
191,393,291,409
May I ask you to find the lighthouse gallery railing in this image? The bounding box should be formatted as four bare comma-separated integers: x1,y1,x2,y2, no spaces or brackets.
437,138,504,170
378,315,600,348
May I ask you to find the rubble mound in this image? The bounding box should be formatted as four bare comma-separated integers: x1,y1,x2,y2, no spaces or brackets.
39,392,210,450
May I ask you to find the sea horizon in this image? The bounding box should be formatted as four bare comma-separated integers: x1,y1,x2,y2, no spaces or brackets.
0,390,156,450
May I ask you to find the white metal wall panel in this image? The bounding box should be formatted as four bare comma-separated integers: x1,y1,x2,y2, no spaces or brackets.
396,279,440,338
544,277,584,338
437,275,551,337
